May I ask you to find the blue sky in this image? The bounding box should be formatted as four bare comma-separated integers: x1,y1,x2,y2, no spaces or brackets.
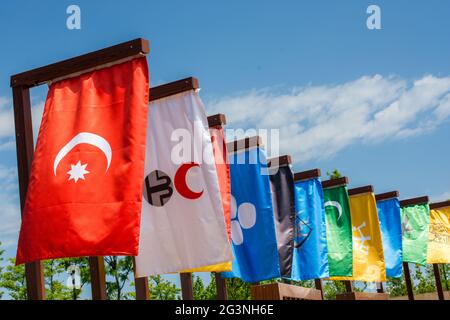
1,0,450,295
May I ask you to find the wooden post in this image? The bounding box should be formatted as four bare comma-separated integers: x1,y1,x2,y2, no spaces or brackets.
376,282,384,293
403,262,415,300
215,273,228,300
314,279,324,299
433,264,445,300
11,86,46,300
88,256,107,300
344,281,353,293
180,273,194,300
132,257,150,300
10,38,150,300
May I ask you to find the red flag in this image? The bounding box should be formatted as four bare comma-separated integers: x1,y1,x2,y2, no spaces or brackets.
16,57,149,265
210,127,231,240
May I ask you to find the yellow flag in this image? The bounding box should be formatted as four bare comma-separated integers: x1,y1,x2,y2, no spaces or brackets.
427,207,450,263
179,261,232,273
332,192,386,282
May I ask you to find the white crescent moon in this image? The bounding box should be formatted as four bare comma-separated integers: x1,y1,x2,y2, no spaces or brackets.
324,201,343,221
53,132,112,175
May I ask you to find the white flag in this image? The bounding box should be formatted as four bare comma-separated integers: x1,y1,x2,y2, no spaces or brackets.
135,90,232,276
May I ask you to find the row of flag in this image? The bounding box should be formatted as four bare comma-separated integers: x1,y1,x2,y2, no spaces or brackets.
16,57,450,287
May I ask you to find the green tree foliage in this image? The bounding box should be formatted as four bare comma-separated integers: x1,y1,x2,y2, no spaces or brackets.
414,264,436,294
225,278,251,300
323,281,346,300
327,169,342,180
0,258,27,300
0,256,90,300
0,242,4,299
440,264,450,291
51,258,90,300
386,276,407,297
104,256,134,300
148,275,180,300
192,274,217,300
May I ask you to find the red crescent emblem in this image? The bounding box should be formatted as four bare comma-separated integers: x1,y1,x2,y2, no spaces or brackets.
174,163,203,200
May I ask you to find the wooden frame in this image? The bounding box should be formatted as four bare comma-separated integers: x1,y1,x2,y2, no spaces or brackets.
321,177,349,189
227,136,262,153
375,191,399,202
293,169,321,182
399,196,429,207
251,282,322,300
348,185,374,196
267,155,292,168
149,77,199,102
10,38,150,300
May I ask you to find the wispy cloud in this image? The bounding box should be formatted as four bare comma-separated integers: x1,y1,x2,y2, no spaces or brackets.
0,97,14,138
0,165,20,249
0,95,44,150
206,74,450,163
431,191,450,203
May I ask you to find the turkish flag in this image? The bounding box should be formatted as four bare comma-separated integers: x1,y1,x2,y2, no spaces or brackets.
16,57,149,265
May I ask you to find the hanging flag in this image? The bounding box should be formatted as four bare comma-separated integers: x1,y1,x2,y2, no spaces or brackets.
291,176,329,280
323,185,353,277
269,163,295,279
401,203,430,266
135,90,232,277
222,146,280,283
427,206,450,263
179,125,232,272
342,192,386,282
376,197,403,278
16,58,149,264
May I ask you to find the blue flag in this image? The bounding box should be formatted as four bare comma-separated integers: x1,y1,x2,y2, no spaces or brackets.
376,198,403,278
222,147,280,283
291,178,329,280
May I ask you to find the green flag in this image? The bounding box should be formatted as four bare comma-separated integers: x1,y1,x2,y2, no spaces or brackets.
401,203,430,265
323,185,353,277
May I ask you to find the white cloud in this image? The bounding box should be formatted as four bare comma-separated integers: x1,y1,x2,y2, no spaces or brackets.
0,97,14,138
206,74,450,162
0,140,15,151
0,165,20,250
0,96,44,139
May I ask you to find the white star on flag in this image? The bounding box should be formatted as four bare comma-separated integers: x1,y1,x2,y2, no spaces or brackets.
67,161,89,183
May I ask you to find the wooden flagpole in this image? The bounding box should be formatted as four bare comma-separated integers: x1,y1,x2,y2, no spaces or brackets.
88,257,107,300
10,38,150,300
399,195,430,301
429,200,450,300
180,273,194,300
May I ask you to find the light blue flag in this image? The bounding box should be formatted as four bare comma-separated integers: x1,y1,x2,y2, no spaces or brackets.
222,147,280,283
291,178,329,280
376,198,403,278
